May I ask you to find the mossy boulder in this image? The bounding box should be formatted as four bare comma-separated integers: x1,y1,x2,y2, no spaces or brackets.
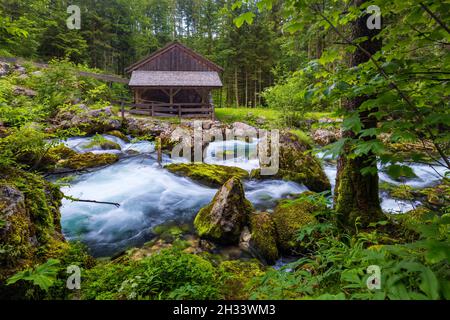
219,260,264,299
88,140,121,151
194,177,253,244
278,132,330,192
165,163,249,188
58,152,118,170
418,179,450,210
82,135,122,151
152,222,191,243
40,144,78,170
254,132,330,192
248,212,279,265
51,106,121,135
250,168,327,192
0,169,66,291
48,144,77,159
379,182,415,201
106,130,130,143
272,193,325,254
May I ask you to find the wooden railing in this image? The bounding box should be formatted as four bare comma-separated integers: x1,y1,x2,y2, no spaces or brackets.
112,100,214,119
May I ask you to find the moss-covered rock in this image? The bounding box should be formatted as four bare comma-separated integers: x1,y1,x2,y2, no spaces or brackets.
82,135,122,151
49,144,77,159
39,144,78,170
383,183,415,200
248,212,279,265
152,222,191,243
219,260,264,299
0,169,66,289
58,152,118,170
278,132,331,192
254,132,330,192
418,179,450,210
51,106,122,135
92,140,121,151
194,177,253,244
272,193,325,254
250,168,328,193
107,130,130,143
165,163,249,188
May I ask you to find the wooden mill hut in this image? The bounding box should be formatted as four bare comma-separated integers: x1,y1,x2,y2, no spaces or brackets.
125,41,223,118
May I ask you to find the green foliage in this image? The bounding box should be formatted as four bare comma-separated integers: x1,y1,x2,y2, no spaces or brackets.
249,210,450,300
0,125,50,169
81,248,222,300
7,259,60,291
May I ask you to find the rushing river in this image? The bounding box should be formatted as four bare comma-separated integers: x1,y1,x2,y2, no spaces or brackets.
57,135,447,257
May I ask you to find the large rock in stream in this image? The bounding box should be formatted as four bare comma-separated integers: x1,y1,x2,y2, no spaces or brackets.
194,177,253,244
251,132,331,192
240,212,279,265
272,192,325,254
165,163,249,188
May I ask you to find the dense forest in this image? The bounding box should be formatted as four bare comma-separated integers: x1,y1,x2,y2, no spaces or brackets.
1,0,290,107
0,0,449,302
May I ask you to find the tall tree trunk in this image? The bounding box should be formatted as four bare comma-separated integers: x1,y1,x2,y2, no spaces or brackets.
245,71,248,108
258,67,262,106
234,67,239,108
334,0,383,228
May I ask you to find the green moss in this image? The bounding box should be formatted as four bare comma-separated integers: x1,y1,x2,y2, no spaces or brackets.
279,133,331,192
107,130,130,142
272,193,324,254
152,222,190,242
219,260,264,299
48,144,77,159
254,132,330,192
392,207,435,234
334,156,383,227
59,152,118,170
38,144,77,170
418,179,450,209
390,185,415,200
0,169,65,284
83,134,121,151
194,177,253,244
379,181,415,201
194,203,223,239
249,212,279,264
165,163,249,187
289,129,313,146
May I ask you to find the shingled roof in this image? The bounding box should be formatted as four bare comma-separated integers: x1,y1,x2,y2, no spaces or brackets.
129,71,222,88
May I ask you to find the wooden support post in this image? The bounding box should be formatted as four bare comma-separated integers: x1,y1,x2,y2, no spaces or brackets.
157,136,162,166
169,88,173,105
120,102,125,122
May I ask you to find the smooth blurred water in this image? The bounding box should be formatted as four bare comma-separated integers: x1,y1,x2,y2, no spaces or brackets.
204,139,260,171
58,135,447,256
59,135,304,256
62,134,155,154
317,152,447,213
